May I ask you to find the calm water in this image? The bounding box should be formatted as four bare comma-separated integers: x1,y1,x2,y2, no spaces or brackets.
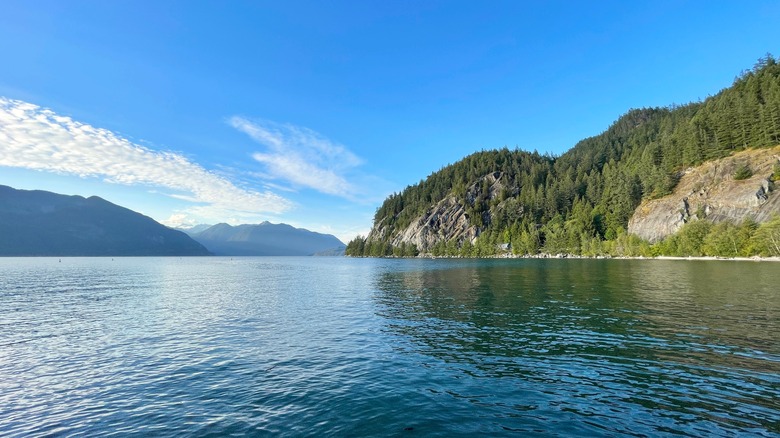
1,257,779,437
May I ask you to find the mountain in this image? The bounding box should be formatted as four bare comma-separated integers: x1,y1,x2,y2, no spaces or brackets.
176,224,213,235
348,55,780,257
0,185,210,256
190,222,345,256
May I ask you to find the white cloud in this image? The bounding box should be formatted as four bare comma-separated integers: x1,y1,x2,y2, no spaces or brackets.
162,213,198,228
161,205,279,229
0,97,293,217
229,117,363,198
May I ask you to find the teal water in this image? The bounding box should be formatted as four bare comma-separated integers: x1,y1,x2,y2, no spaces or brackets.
0,257,778,436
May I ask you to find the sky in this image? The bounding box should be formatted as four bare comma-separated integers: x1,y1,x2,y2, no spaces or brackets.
0,1,778,243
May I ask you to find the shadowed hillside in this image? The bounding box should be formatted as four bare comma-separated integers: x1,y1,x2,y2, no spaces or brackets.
0,185,210,256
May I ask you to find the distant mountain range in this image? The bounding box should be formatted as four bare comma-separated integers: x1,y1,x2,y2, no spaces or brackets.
177,223,213,234
182,222,346,256
0,184,346,257
0,185,209,256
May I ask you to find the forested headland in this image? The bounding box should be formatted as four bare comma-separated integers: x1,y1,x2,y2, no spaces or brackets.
347,55,780,258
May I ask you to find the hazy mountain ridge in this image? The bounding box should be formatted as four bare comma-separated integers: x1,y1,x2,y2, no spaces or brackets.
189,222,345,256
176,223,213,235
0,185,210,256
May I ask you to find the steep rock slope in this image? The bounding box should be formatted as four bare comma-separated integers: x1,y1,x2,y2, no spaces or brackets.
628,146,780,242
0,185,210,256
368,171,508,250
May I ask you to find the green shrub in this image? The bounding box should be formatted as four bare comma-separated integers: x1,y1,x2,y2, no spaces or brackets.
733,164,753,180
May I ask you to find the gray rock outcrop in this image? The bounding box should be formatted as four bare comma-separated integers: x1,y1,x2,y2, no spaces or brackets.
367,171,515,251
628,147,780,242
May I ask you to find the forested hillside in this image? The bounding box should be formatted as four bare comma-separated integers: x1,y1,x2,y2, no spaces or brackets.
347,55,780,257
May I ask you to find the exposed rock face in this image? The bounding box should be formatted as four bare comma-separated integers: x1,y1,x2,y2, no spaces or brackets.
628,146,780,242
375,196,478,250
368,171,512,251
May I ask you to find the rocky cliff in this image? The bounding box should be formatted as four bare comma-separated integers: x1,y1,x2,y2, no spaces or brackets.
628,146,780,242
367,171,511,251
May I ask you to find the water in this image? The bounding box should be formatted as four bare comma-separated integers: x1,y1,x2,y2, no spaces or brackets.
1,257,779,437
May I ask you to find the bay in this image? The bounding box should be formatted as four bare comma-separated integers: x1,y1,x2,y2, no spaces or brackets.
0,257,778,436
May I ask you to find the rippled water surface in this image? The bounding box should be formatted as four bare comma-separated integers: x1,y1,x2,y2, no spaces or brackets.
1,257,779,436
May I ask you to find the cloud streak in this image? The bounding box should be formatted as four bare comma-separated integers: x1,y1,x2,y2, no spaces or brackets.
0,97,292,216
230,117,363,198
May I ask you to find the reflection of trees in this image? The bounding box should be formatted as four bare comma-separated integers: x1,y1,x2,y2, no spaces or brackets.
375,259,780,374
628,260,780,373
373,259,651,375
371,259,780,434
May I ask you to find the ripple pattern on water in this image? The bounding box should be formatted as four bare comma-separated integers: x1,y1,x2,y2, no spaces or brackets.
0,257,779,436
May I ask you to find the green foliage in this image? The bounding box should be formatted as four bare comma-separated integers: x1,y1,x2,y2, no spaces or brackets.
750,215,780,256
344,235,366,256
357,56,780,258
460,240,474,257
674,220,713,256
613,230,653,257
392,242,420,257
350,215,780,259
695,205,707,219
345,235,395,257
702,221,753,257
541,221,567,254
733,164,753,180
772,163,780,181
512,224,541,255
649,216,778,258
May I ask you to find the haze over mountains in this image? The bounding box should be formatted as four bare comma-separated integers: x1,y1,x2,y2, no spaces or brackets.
184,223,346,256
0,185,345,257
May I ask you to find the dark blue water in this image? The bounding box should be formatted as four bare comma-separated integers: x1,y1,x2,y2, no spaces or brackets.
1,257,778,436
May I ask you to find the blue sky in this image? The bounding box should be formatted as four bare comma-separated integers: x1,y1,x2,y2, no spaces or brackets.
0,1,778,243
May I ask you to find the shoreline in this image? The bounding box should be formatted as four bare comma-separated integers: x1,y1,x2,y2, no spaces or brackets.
638,255,780,262
393,253,780,262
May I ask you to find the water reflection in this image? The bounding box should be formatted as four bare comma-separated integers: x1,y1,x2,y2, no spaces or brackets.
2,257,778,436
373,259,780,435
629,261,780,364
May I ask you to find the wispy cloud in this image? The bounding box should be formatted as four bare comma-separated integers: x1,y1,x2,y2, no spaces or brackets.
229,117,363,198
0,97,292,216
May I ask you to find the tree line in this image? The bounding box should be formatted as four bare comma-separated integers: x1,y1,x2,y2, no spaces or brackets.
346,215,780,258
